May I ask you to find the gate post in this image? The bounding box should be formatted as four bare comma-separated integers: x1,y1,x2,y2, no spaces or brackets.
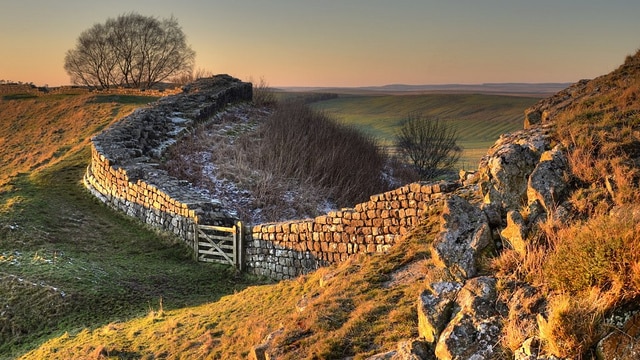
236,220,245,271
193,223,199,261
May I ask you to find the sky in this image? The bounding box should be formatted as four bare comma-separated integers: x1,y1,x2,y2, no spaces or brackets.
1,0,640,88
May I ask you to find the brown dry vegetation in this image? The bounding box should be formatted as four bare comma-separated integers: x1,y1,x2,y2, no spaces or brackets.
162,97,409,223
493,50,640,358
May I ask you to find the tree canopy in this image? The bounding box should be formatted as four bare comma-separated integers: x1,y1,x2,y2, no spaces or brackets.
64,13,195,89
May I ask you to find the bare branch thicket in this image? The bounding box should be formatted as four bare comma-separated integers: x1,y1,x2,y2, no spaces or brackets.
64,13,195,89
395,113,462,180
256,100,388,207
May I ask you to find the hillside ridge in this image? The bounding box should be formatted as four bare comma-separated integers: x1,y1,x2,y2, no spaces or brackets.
12,50,640,359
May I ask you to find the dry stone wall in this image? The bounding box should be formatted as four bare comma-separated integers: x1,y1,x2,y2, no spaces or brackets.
84,75,253,250
83,74,466,280
248,181,460,279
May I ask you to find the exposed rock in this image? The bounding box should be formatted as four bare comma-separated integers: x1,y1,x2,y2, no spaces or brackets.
434,276,504,360
249,344,270,360
393,339,434,360
596,312,640,360
526,145,570,214
418,282,462,343
523,79,590,128
433,196,493,279
366,351,397,359
478,126,552,213
500,210,528,256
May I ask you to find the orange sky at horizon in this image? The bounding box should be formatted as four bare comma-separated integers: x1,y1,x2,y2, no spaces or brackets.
2,1,640,88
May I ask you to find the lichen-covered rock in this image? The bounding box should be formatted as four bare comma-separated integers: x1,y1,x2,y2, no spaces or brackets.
433,196,493,279
393,339,434,360
500,210,528,256
526,146,570,214
596,312,640,360
418,282,462,343
478,126,551,213
434,276,504,360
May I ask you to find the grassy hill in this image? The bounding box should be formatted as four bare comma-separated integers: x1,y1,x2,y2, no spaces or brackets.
5,58,640,358
310,93,539,168
0,90,265,358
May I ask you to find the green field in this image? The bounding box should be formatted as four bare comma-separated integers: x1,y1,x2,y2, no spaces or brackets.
310,93,540,169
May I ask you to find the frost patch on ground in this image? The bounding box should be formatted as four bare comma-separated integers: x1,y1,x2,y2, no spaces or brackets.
162,104,338,225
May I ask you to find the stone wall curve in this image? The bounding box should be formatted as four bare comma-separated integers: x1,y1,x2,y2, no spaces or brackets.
83,75,253,249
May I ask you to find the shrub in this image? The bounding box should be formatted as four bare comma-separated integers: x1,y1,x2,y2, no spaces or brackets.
255,100,388,207
395,113,461,180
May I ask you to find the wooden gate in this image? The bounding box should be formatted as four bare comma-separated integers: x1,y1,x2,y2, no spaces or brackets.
194,221,244,270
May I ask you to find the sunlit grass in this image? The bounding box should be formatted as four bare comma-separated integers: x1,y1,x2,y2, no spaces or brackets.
312,93,539,168
0,91,266,358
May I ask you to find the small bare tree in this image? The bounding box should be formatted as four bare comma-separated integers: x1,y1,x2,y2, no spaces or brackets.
395,113,462,180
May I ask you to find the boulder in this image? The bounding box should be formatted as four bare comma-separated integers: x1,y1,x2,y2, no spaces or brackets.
478,127,551,213
417,282,462,343
393,339,434,360
433,196,493,279
526,146,570,214
596,312,640,360
500,210,528,256
434,277,504,360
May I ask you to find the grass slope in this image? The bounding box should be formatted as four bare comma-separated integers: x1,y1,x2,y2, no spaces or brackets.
0,92,263,358
21,217,443,360
311,93,539,168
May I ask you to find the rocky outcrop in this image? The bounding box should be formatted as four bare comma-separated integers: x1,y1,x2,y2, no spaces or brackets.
523,79,589,128
432,196,492,280
434,277,505,360
477,125,552,213
596,312,640,360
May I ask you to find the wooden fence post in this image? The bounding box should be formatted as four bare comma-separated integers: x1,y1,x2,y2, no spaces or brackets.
193,223,199,261
237,220,244,271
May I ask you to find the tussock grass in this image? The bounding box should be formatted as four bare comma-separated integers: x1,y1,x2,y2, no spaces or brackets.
493,50,640,359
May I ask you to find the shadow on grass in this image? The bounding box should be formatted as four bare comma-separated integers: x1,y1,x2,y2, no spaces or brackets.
0,148,268,358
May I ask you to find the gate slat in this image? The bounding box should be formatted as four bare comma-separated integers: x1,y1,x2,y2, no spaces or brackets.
194,222,242,268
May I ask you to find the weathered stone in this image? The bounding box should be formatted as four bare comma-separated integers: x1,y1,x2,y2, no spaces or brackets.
527,145,570,213
596,312,640,360
392,339,434,360
249,344,270,360
524,109,542,129
500,210,528,256
417,282,462,343
478,126,551,212
433,196,493,279
435,277,504,360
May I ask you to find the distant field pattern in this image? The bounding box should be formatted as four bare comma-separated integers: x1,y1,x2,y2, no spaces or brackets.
311,93,539,169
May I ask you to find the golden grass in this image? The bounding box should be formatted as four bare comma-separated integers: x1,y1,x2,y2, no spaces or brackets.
493,50,640,358
20,218,440,360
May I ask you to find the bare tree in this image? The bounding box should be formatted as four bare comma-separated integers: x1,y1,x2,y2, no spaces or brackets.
64,13,195,89
395,113,462,180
